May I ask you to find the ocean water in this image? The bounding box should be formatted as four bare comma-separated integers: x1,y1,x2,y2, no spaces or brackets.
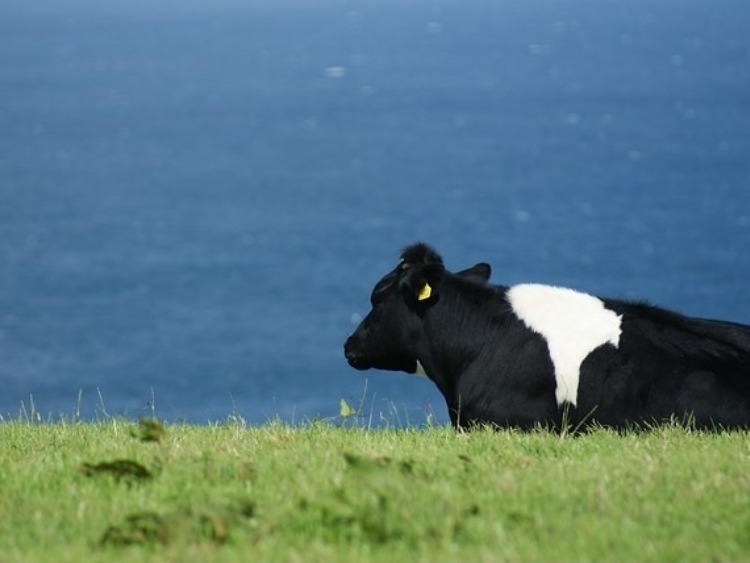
1,0,749,424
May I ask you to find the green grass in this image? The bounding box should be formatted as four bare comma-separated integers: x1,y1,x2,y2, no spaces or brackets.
1,418,750,562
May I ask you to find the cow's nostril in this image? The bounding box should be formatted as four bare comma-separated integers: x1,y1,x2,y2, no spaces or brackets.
344,340,356,359
344,339,366,369
344,346,359,363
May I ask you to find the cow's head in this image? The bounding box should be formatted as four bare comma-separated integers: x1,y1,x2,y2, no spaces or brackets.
344,243,491,374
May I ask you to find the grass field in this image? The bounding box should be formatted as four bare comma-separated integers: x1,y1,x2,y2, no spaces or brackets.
1,417,749,562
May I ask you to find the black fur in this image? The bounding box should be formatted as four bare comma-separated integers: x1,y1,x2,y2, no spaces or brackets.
401,242,443,266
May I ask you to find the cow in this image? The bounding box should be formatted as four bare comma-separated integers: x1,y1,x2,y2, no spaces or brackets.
344,242,750,430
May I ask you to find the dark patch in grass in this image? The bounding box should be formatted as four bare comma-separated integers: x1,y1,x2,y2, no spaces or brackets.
100,512,170,547
290,453,482,547
99,502,257,549
299,489,483,547
343,452,416,476
201,502,257,544
79,459,153,484
131,417,167,443
301,491,407,545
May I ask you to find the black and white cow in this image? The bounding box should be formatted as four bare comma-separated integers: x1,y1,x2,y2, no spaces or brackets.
344,243,750,430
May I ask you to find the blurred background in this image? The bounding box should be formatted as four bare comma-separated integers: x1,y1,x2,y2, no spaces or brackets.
1,0,749,424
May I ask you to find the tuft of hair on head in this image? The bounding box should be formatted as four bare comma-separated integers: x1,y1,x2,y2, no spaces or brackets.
400,242,443,266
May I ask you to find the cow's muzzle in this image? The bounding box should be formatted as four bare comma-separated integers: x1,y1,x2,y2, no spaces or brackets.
344,337,368,370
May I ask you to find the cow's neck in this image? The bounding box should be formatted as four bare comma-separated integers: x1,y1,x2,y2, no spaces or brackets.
417,280,500,396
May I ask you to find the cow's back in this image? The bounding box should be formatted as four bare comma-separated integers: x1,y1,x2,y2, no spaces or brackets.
575,305,750,429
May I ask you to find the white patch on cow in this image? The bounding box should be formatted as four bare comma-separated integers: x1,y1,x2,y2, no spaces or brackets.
507,283,622,407
413,360,428,377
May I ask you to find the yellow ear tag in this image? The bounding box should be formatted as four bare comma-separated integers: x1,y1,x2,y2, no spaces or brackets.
417,283,432,301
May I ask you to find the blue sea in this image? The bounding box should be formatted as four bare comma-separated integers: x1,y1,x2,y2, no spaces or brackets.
2,0,749,424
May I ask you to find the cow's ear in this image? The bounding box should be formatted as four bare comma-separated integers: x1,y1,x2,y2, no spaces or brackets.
456,262,491,284
408,263,445,302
